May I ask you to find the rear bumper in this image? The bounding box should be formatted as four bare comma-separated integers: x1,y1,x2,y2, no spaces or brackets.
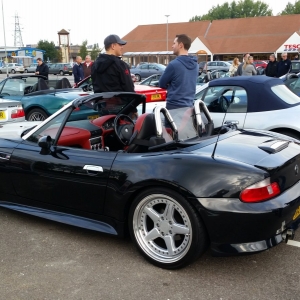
197,180,300,256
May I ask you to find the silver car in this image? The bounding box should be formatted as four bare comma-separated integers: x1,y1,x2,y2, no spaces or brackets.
206,61,231,72
0,63,25,74
24,63,38,73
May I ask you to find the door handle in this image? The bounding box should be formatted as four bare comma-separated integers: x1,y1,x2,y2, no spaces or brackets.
83,165,103,172
224,120,239,125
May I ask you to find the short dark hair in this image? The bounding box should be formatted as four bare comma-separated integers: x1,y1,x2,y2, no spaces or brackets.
175,34,192,50
36,58,42,62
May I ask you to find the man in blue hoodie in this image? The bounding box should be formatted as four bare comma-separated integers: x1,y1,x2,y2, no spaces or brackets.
159,34,198,110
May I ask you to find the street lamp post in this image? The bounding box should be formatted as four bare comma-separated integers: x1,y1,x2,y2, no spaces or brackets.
165,15,170,52
1,0,8,77
68,29,71,63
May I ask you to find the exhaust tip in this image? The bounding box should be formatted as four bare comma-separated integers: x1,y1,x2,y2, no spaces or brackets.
282,229,295,243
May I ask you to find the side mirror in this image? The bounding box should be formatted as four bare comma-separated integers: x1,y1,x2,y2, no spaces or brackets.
38,135,52,154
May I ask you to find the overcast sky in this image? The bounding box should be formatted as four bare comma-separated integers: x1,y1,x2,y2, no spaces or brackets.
0,0,293,48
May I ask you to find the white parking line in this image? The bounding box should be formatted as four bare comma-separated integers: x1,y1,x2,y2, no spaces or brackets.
287,240,300,247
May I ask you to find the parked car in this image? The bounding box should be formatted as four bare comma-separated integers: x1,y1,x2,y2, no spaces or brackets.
281,72,300,97
0,92,300,269
76,75,167,103
48,63,73,75
0,63,24,74
130,63,166,81
24,63,38,73
194,76,300,139
0,75,90,121
253,60,268,68
206,61,231,72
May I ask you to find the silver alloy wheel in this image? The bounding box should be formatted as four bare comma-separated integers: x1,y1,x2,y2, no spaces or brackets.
28,112,46,121
132,193,192,264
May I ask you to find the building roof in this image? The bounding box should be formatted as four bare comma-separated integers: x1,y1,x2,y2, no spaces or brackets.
122,21,211,52
57,29,69,35
122,14,300,54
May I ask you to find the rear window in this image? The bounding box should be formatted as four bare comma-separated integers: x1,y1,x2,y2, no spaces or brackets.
271,85,300,104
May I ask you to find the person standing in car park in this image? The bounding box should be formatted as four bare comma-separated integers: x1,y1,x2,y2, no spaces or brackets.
276,52,291,77
158,34,198,110
73,56,84,84
236,53,251,76
35,58,49,79
265,54,277,77
91,34,134,93
82,55,93,78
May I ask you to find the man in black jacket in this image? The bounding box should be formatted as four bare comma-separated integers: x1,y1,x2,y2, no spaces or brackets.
265,54,277,77
91,34,134,93
276,52,291,77
35,58,49,79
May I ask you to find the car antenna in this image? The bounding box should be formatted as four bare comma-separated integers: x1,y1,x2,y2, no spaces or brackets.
211,108,228,159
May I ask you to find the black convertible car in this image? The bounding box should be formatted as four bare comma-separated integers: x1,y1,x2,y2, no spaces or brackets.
0,92,300,269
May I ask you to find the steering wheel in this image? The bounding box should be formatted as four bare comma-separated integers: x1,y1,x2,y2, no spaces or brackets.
114,114,135,145
219,96,229,112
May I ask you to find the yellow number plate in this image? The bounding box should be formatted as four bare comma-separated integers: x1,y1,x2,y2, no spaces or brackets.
87,115,99,120
293,206,300,220
151,94,162,100
0,111,6,119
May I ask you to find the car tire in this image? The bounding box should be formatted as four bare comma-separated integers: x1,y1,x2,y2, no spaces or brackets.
59,70,64,76
11,69,16,74
26,108,48,121
0,70,2,74
24,69,28,73
135,74,141,82
128,187,208,269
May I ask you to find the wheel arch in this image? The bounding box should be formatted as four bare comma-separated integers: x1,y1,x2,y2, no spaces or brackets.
121,180,210,239
269,127,300,139
24,105,49,119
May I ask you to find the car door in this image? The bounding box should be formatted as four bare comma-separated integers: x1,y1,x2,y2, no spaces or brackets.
139,64,149,78
49,64,58,74
10,108,116,214
148,64,159,76
200,85,248,128
207,62,217,71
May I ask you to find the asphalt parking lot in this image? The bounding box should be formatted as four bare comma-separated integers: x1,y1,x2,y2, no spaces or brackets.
0,206,300,300
0,71,300,300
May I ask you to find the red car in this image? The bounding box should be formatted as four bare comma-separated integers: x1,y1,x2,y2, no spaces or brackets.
74,76,167,103
253,60,268,68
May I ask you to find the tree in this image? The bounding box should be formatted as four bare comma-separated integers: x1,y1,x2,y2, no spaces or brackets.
280,0,300,14
189,0,272,21
79,40,88,59
90,43,101,61
37,40,60,62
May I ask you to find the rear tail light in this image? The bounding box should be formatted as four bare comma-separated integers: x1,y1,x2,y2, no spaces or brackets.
11,106,25,119
240,178,280,203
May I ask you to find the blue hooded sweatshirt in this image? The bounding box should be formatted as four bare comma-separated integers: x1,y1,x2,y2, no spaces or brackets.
159,55,198,108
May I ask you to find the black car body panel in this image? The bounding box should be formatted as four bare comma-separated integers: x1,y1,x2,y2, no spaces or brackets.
1,92,300,268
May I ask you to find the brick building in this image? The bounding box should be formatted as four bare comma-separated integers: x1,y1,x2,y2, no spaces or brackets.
121,14,300,66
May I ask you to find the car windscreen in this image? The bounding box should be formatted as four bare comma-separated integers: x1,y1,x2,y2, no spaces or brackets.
271,84,300,105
